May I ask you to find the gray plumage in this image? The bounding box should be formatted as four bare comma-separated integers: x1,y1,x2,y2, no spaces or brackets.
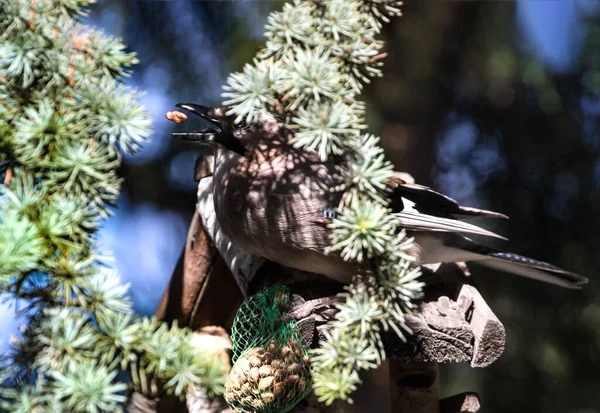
172,103,588,290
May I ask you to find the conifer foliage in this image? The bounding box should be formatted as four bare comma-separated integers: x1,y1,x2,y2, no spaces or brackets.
0,1,227,411
222,0,424,405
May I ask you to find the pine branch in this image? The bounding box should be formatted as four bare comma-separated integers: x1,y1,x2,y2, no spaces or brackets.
0,0,229,410
220,0,423,406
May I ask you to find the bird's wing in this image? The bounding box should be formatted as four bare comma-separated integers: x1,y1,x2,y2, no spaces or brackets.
393,197,507,239
387,176,507,239
389,178,508,220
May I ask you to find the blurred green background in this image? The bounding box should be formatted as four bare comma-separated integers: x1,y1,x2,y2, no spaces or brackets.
7,1,600,412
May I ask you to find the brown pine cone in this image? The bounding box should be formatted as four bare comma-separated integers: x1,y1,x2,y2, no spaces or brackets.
225,338,312,413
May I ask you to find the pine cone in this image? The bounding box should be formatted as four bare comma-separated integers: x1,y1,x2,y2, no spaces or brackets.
225,337,312,413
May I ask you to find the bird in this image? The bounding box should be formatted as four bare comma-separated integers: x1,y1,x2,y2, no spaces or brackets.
169,102,588,289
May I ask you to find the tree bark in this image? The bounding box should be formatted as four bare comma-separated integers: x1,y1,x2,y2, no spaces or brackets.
390,361,439,413
154,208,244,330
127,208,242,413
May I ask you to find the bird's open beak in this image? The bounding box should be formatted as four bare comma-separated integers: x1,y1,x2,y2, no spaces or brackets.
176,103,223,132
170,102,224,143
169,102,247,155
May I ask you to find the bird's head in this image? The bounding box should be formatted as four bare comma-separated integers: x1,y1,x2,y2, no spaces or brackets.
169,103,246,156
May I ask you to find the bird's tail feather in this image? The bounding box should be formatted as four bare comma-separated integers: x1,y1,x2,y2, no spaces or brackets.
475,257,584,289
416,233,588,289
458,239,588,289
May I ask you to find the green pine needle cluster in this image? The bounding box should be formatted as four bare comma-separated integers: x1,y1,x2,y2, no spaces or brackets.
0,0,228,411
222,0,425,405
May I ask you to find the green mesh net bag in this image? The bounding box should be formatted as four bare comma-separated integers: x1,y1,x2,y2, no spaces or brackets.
226,285,312,413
